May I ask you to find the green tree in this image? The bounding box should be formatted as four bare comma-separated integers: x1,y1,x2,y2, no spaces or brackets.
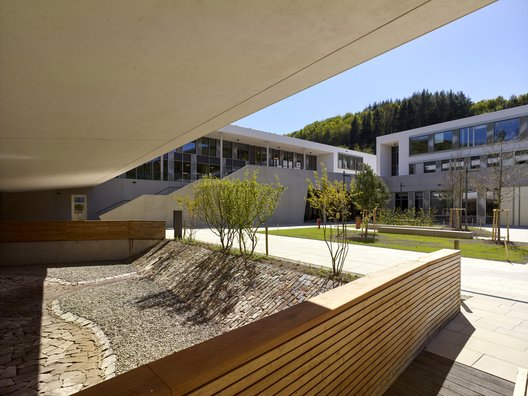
231,172,285,255
188,171,284,254
288,90,526,153
192,176,238,250
306,167,350,279
350,164,390,238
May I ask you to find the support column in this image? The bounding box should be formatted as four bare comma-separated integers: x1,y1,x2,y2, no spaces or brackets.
266,142,270,167
220,132,224,177
303,149,306,170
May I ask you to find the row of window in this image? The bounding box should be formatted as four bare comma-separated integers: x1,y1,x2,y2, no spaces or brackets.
394,190,497,221
337,153,364,171
409,149,528,174
409,118,521,156
120,137,318,181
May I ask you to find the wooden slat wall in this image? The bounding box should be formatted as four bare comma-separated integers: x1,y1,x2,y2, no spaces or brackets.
0,221,165,242
78,249,461,396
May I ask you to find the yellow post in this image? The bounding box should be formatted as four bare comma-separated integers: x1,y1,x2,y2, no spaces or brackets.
506,209,510,243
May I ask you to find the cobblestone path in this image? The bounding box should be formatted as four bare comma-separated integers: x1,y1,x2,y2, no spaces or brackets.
0,273,108,395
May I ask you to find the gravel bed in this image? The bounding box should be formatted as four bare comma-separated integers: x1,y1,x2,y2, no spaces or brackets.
58,277,228,374
46,263,135,283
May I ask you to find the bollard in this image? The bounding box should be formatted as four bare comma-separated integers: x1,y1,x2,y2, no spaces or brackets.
173,210,183,240
265,226,269,256
454,240,460,250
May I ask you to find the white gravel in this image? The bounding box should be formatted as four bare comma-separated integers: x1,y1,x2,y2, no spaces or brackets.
47,263,135,283
58,277,228,374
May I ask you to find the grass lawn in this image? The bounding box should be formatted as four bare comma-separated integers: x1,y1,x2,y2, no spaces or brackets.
261,227,528,263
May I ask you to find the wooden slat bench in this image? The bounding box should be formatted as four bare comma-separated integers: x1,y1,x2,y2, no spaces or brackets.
78,249,461,395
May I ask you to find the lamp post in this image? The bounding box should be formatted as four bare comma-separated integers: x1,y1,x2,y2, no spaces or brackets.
465,162,469,229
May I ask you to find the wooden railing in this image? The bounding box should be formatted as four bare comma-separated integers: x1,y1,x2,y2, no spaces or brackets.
0,221,165,242
79,249,460,396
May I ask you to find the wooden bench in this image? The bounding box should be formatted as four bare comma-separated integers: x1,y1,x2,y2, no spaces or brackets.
79,249,461,395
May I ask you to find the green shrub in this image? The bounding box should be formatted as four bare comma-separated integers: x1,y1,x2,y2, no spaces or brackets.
378,208,436,226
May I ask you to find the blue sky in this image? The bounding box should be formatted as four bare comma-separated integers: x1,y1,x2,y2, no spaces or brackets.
235,0,528,135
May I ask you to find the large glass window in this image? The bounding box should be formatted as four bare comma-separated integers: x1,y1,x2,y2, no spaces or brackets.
395,193,408,211
223,141,232,159
460,125,487,147
424,161,436,173
338,154,363,171
255,147,267,166
474,125,487,146
409,135,428,155
270,149,280,167
470,156,480,169
453,158,465,170
163,154,169,181
434,131,453,152
199,138,209,156
197,163,209,179
182,161,191,181
409,164,415,175
125,168,137,179
486,191,498,224
430,191,451,219
515,150,528,164
152,157,161,180
182,141,196,154
391,146,399,176
441,160,450,172
209,164,220,178
487,154,499,167
236,143,249,161
414,191,424,210
306,155,317,171
494,118,520,142
137,161,153,180
209,139,217,157
174,160,182,181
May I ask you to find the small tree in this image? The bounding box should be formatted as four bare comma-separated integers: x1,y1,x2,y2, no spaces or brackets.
192,176,238,251
232,172,285,255
187,171,284,254
350,164,390,238
176,196,198,241
472,136,524,239
307,167,350,280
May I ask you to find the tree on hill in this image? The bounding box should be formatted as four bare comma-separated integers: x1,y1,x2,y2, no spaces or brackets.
288,90,527,153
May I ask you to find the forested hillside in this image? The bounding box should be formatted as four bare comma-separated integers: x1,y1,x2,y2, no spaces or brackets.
288,90,528,153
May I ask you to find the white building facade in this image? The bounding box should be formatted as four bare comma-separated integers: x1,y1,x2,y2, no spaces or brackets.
376,106,528,226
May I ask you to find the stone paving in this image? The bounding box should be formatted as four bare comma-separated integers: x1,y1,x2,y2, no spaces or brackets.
0,271,126,395
0,247,338,394
135,241,340,330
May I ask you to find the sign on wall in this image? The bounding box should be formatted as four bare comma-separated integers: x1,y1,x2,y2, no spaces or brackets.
71,195,87,221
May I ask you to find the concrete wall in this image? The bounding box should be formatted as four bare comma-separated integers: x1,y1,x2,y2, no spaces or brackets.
501,186,528,227
0,239,159,266
0,188,90,221
88,178,189,219
101,165,348,226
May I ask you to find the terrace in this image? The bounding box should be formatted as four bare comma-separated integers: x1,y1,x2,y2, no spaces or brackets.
1,222,526,395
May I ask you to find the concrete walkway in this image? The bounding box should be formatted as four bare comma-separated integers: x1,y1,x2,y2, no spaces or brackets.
174,227,528,382
482,226,528,243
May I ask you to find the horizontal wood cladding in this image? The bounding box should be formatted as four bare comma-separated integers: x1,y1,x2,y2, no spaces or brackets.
0,221,165,242
78,249,461,396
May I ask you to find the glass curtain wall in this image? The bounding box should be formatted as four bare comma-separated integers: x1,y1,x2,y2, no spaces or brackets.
120,137,319,181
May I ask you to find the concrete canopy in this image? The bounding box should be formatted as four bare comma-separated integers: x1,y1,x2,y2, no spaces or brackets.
0,0,493,192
